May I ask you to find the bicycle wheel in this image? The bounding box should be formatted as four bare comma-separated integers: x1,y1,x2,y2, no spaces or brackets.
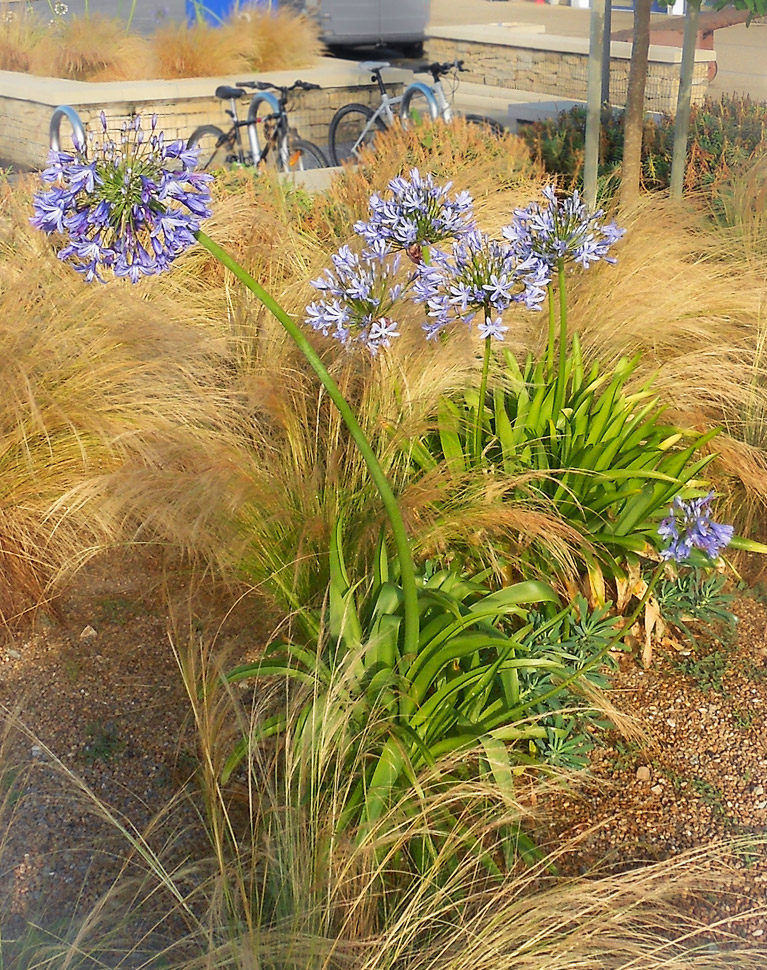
464,113,506,138
284,138,329,172
328,103,386,166
186,125,233,171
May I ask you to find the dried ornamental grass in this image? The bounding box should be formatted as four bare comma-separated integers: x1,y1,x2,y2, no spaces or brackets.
29,15,153,81
0,11,46,73
149,20,250,81
0,177,252,620
221,6,324,72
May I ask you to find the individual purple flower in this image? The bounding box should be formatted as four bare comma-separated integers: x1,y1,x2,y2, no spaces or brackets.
502,186,625,271
306,244,404,355
412,230,549,341
31,113,212,283
353,168,475,263
658,492,734,563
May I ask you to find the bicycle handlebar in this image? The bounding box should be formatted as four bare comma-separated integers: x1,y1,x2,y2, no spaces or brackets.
237,79,321,93
415,60,465,79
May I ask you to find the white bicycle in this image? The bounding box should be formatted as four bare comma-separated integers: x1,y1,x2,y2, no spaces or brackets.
328,59,504,167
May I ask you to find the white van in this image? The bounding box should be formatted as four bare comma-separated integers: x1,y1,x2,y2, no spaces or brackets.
294,0,429,56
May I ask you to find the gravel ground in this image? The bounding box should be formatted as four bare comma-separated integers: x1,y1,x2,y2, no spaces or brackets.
539,595,767,940
3,556,767,951
0,553,236,950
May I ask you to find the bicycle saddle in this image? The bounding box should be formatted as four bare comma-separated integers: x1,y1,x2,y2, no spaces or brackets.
215,85,247,101
358,61,390,72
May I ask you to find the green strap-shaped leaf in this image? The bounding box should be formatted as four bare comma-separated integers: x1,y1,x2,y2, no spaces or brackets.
329,518,363,650
480,735,515,798
437,397,467,472
360,733,408,834
494,387,518,474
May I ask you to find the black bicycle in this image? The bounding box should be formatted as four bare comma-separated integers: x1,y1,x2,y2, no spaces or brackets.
187,79,328,173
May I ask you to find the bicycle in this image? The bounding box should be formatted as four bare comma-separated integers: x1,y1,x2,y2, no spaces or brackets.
187,79,328,173
327,60,504,167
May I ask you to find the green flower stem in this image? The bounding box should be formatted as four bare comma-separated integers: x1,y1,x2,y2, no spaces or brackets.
554,257,568,415
473,332,493,466
196,229,420,658
510,561,665,719
545,282,556,377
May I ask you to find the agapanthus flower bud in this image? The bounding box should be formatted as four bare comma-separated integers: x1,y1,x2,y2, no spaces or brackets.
31,114,212,283
503,186,625,271
412,230,549,341
306,245,404,355
353,168,475,261
658,492,733,563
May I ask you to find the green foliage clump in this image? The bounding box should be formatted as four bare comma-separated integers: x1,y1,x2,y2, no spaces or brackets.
408,338,715,584
519,95,767,196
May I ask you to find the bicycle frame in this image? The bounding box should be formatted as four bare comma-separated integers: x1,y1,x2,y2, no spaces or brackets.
429,78,453,122
218,88,292,168
245,89,282,165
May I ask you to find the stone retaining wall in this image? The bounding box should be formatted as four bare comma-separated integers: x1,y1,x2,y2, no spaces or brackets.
426,25,716,114
0,62,407,169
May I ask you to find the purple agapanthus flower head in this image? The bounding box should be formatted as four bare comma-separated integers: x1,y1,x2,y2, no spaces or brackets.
306,243,404,356
353,168,475,264
502,186,625,272
31,113,212,283
411,229,550,341
658,492,734,563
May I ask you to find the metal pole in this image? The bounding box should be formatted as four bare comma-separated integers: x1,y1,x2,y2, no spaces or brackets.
602,0,612,104
584,0,607,209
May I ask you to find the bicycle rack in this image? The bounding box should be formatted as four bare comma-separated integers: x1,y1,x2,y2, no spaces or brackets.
245,90,281,165
50,105,87,155
399,83,440,126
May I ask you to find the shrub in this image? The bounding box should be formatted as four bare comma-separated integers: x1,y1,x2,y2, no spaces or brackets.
519,95,767,196
407,341,716,587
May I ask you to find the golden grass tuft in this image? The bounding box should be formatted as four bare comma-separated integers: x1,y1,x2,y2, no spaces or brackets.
222,6,324,72
325,118,542,240
710,154,767,265
0,10,46,73
148,19,250,80
149,7,322,81
29,15,153,81
0,6,320,81
0,177,254,620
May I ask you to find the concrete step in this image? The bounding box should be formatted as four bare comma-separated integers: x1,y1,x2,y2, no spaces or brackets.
451,80,583,132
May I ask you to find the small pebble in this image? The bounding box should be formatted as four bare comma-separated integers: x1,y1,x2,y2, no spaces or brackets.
636,766,652,782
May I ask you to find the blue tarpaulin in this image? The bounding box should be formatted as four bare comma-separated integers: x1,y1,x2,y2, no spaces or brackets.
186,0,274,27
